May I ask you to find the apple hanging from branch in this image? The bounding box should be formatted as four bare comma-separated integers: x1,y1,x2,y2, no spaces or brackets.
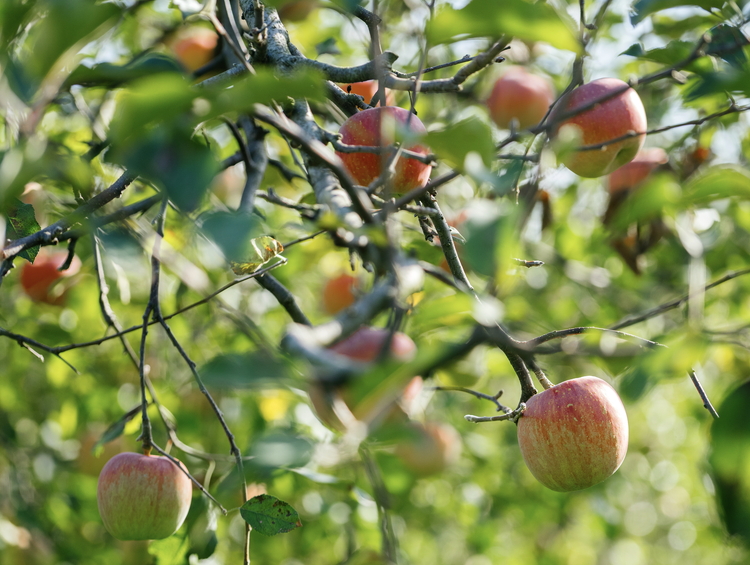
336,106,432,193
552,78,647,178
516,376,629,492
486,67,555,130
97,452,193,540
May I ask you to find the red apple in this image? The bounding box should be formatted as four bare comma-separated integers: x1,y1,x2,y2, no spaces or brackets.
322,273,360,315
97,452,193,540
607,147,668,195
19,248,81,305
277,0,318,21
486,67,555,130
171,27,218,73
340,80,394,107
309,327,419,430
395,422,461,477
516,376,628,492
336,106,431,193
553,78,647,178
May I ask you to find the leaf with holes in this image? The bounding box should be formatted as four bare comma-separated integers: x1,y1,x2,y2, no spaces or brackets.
240,494,302,536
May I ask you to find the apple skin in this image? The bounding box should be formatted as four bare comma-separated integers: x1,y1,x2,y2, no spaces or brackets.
607,147,668,195
336,106,431,193
309,327,419,430
277,0,318,21
486,67,555,130
97,452,193,541
322,273,359,315
395,422,461,477
20,249,81,305
553,78,647,178
517,376,628,492
340,80,394,107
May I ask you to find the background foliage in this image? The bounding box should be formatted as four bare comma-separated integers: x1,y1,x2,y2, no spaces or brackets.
2,0,750,564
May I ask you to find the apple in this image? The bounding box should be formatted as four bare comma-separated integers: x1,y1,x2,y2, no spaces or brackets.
322,273,360,315
336,106,431,193
97,452,193,540
309,327,419,430
171,27,218,73
553,78,647,178
340,80,394,107
516,376,628,492
486,67,555,130
277,0,318,21
19,248,81,305
607,147,668,195
395,422,461,477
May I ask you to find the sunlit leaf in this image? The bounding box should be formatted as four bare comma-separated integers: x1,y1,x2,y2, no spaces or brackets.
148,531,190,565
630,0,725,25
199,211,258,263
200,352,290,389
425,117,495,169
427,0,579,53
5,200,41,262
230,236,284,275
240,494,302,536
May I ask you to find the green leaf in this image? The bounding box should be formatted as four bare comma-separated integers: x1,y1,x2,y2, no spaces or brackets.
200,352,290,389
5,200,41,262
249,432,314,469
425,117,495,169
710,380,750,542
682,166,750,205
65,53,185,88
199,211,258,263
427,0,579,53
240,494,302,536
148,531,190,565
608,173,682,231
684,67,750,100
630,0,725,25
93,407,140,457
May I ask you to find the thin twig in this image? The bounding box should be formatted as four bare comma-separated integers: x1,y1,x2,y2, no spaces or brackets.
688,369,719,419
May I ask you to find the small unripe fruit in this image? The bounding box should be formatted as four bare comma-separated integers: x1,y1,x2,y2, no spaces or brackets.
97,452,193,540
336,106,431,193
553,78,647,178
517,377,628,492
486,67,555,130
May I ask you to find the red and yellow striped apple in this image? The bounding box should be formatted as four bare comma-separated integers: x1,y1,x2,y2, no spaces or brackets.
97,452,193,540
517,376,628,492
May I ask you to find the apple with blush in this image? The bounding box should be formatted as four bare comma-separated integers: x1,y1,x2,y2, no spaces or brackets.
340,80,394,107
486,67,555,130
336,106,431,193
322,273,360,315
395,422,461,477
516,376,628,492
607,147,668,195
552,78,647,178
170,27,218,73
97,452,193,541
20,248,81,305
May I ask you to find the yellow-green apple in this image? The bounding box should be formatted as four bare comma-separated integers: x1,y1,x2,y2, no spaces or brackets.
517,376,628,492
322,273,360,315
486,67,555,130
309,327,420,430
607,147,668,195
20,249,81,305
97,452,193,540
170,27,218,73
340,80,394,107
395,422,461,477
336,106,431,192
553,78,647,178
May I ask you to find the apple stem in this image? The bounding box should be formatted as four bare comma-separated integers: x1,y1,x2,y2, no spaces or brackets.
465,402,526,424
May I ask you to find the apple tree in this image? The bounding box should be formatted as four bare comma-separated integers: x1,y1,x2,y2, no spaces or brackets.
2,0,750,564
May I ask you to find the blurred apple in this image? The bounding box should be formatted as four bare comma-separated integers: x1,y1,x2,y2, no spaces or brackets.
277,0,318,21
170,27,218,73
486,67,555,130
517,376,628,492
395,422,461,476
19,248,81,305
607,147,668,195
322,273,360,315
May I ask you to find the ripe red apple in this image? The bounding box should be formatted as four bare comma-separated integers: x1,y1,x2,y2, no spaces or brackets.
395,422,461,477
486,67,555,130
19,248,81,305
322,273,360,315
97,452,193,540
309,327,419,430
340,80,394,107
336,106,431,193
607,147,668,195
516,376,628,492
171,27,218,73
553,78,647,178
